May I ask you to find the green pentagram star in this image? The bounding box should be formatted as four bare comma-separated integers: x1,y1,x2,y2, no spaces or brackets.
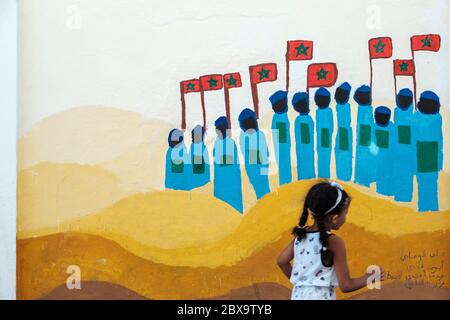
374,39,385,53
295,43,309,56
186,83,196,91
399,62,408,72
317,67,328,80
258,68,270,80
208,77,218,88
227,76,237,87
421,36,432,48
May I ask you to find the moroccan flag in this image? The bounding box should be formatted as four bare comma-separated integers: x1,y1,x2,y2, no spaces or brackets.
249,63,278,85
393,59,415,76
287,40,314,61
307,63,338,88
200,74,223,91
223,72,242,89
369,37,393,59
411,34,441,52
181,79,201,94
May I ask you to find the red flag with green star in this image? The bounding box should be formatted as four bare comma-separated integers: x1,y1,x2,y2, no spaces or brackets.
411,34,441,52
307,63,338,88
199,74,223,91
249,63,278,85
223,72,242,89
393,59,415,76
181,79,201,94
368,37,393,59
287,40,313,61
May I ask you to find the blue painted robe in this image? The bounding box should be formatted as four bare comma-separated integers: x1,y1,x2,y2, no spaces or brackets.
316,108,334,178
414,111,443,212
354,104,375,187
165,143,192,190
294,115,315,180
213,136,243,213
392,104,415,202
239,129,270,199
334,102,353,181
271,112,292,185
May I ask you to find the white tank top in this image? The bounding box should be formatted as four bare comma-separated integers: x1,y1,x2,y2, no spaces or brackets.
290,231,338,288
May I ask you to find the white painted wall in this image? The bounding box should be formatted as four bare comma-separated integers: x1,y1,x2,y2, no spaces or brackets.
0,0,17,300
18,0,449,136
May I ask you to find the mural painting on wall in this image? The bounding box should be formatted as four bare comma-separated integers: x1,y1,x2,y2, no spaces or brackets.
168,34,443,214
16,2,449,301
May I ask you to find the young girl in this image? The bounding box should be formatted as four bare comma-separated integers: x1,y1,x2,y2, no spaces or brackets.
277,181,384,300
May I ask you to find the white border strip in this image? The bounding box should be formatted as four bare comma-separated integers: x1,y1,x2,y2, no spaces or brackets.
0,0,17,300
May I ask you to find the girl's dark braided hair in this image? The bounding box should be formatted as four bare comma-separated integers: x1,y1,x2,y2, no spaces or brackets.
292,181,350,267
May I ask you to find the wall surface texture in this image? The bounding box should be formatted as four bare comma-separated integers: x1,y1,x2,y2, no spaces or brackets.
0,0,17,300
16,0,449,300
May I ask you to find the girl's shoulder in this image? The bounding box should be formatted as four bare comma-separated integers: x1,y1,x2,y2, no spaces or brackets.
327,233,346,251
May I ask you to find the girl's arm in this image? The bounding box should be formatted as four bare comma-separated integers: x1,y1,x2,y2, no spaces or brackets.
329,235,384,293
277,240,295,279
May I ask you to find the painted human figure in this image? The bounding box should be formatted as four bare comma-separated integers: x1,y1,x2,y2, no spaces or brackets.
293,92,315,180
165,128,191,190
392,88,415,202
270,90,292,186
212,116,243,213
315,87,334,179
354,85,375,187
238,108,270,199
414,91,443,212
334,82,353,181
373,106,394,196
189,125,210,189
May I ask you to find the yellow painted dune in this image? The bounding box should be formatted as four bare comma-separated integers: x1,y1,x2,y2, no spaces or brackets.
17,162,129,236
27,190,242,250
21,180,450,268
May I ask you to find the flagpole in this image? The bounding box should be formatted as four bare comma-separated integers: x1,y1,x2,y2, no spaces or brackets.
251,83,260,119
223,87,232,129
180,82,186,130
392,61,397,98
285,42,290,92
412,73,418,110
410,44,418,109
200,88,207,130
369,57,373,93
393,75,397,98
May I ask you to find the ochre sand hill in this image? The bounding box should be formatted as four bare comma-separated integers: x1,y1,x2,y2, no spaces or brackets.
18,225,449,300
39,281,450,300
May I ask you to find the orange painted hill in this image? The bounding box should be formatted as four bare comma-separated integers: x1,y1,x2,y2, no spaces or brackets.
17,221,449,300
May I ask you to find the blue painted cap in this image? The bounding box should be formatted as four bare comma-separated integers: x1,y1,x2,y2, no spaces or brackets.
338,81,351,92
238,108,256,123
356,85,371,93
375,106,391,116
398,88,413,97
168,128,183,147
420,90,440,103
269,90,288,105
214,116,229,129
292,92,309,105
315,87,330,97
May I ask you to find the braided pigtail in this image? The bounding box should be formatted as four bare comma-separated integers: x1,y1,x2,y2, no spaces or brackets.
292,202,309,241
316,214,333,267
